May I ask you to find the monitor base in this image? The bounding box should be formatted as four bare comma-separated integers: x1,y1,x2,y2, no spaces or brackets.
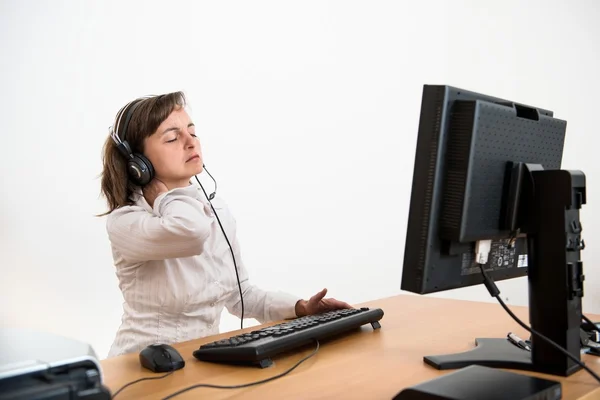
424,338,534,372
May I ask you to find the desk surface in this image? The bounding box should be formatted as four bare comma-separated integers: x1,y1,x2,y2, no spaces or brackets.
100,295,600,399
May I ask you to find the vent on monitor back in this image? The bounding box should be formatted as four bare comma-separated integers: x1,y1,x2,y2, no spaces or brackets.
439,100,475,242
415,87,446,284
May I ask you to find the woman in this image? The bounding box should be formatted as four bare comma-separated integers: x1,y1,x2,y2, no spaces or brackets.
100,92,351,357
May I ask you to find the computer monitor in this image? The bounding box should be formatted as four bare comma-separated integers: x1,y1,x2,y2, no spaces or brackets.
401,85,587,377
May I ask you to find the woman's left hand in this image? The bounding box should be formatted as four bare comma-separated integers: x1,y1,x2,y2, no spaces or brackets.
295,288,353,317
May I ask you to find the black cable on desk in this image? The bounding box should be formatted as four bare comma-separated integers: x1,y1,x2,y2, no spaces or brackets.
161,340,320,399
111,371,174,398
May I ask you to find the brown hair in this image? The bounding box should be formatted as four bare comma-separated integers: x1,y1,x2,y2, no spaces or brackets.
99,92,187,215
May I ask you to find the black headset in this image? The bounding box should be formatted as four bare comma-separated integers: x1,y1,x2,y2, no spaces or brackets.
109,98,155,186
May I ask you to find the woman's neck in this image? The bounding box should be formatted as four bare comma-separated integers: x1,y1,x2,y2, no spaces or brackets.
162,177,193,191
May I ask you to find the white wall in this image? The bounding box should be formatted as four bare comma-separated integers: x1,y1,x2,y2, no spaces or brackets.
1,0,599,359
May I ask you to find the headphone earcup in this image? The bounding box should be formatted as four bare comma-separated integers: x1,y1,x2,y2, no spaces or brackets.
127,153,155,187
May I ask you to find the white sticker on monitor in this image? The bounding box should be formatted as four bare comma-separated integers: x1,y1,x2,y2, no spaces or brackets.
518,254,528,268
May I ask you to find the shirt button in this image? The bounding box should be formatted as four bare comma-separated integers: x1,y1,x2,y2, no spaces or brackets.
208,324,213,329
210,302,215,307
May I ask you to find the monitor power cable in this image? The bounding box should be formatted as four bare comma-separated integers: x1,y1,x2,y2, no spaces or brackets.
476,240,600,384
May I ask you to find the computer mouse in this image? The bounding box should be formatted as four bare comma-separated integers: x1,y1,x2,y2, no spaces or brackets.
139,343,185,373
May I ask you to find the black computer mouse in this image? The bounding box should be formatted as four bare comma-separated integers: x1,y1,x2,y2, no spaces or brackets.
139,344,185,373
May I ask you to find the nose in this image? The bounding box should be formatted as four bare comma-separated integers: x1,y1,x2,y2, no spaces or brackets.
183,131,197,148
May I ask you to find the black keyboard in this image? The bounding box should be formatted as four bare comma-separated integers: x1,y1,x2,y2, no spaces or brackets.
193,307,384,368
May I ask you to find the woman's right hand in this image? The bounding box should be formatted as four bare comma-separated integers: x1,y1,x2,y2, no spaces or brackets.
143,178,169,208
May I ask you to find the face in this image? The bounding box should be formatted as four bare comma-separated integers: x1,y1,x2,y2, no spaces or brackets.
143,108,203,189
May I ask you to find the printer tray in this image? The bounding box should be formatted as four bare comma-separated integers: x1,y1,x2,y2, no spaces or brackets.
0,359,111,400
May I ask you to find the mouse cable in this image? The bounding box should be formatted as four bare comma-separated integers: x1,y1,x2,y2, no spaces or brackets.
161,340,320,400
111,371,174,398
478,263,600,384
195,174,245,330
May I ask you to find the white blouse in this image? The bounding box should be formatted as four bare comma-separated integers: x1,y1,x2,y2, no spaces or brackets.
106,184,299,358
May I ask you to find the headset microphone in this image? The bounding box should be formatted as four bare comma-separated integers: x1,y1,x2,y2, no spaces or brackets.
202,164,217,200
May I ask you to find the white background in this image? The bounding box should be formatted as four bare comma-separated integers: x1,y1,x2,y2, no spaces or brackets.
1,0,599,359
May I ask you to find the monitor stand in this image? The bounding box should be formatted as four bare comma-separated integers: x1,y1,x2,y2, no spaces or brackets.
425,338,532,371
425,164,586,377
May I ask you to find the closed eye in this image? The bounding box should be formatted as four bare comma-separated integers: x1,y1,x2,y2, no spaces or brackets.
166,132,197,143
166,133,196,143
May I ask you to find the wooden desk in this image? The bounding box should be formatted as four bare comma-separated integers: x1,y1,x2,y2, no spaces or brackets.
100,295,600,399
